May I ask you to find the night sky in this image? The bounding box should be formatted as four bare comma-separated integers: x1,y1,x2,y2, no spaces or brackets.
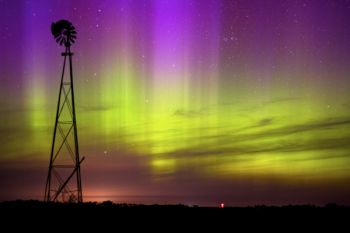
1,0,350,206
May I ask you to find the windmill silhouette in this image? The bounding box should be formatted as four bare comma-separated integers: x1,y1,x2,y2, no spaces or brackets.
44,20,84,202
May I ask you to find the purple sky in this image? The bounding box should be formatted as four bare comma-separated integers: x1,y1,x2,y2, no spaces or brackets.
1,0,350,206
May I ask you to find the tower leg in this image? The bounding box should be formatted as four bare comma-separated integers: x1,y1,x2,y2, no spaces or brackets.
44,46,83,202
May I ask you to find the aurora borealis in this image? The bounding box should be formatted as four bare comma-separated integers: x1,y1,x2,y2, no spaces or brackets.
1,0,350,206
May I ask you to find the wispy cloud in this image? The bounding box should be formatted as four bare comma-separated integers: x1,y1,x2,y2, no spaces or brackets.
153,117,350,164
173,108,208,117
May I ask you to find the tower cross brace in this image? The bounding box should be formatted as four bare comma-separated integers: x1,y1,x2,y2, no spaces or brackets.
45,21,83,202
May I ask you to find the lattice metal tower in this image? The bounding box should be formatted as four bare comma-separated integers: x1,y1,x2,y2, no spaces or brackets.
45,20,84,202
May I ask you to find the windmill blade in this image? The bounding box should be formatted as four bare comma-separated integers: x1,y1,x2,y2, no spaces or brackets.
51,19,77,47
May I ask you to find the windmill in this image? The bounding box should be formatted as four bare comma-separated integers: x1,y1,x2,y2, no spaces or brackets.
44,20,84,202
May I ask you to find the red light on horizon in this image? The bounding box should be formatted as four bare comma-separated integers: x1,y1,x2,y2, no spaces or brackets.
220,203,224,208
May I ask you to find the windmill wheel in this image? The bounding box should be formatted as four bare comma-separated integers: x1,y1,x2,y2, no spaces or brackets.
51,19,77,47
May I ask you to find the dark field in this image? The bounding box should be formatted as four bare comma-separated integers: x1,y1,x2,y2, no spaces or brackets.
0,200,349,228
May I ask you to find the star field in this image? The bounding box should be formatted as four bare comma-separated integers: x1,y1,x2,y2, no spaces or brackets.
0,0,350,205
